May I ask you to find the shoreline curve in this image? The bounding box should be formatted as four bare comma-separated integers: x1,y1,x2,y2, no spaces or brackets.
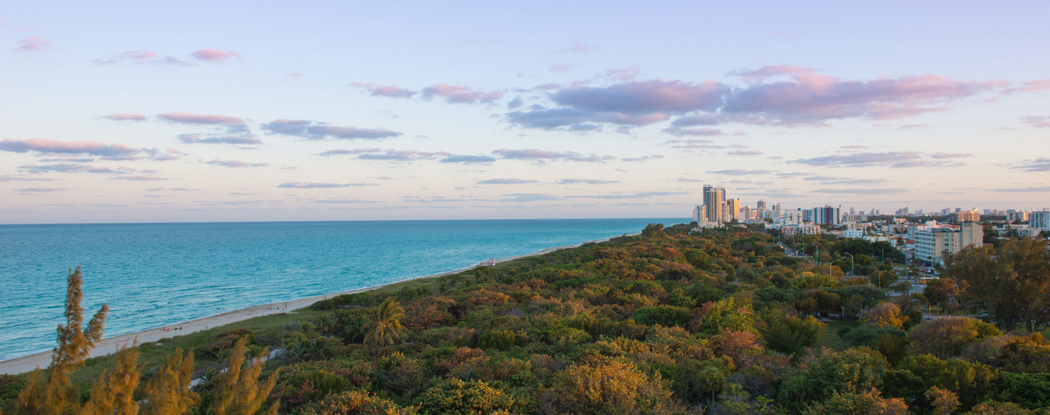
0,233,633,375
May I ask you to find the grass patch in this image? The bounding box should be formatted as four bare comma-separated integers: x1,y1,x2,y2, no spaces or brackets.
68,309,326,388
813,319,859,351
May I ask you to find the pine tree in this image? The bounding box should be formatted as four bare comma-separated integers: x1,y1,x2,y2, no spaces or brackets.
211,337,278,415
79,344,141,415
140,349,199,415
13,266,109,415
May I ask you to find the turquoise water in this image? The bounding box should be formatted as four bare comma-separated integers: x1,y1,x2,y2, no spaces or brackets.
0,219,678,360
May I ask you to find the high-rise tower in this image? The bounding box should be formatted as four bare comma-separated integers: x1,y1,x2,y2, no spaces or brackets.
703,185,726,223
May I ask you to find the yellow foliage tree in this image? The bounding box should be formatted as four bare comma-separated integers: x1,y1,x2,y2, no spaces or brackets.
141,348,200,415
864,302,906,329
211,337,278,415
12,267,110,415
80,344,141,415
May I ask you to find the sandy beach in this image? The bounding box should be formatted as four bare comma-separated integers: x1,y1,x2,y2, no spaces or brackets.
0,235,628,375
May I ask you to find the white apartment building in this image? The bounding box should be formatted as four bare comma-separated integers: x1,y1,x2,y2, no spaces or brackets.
915,222,983,266
1032,210,1050,230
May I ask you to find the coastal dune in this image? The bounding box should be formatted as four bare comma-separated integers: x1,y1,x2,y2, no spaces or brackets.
0,236,627,375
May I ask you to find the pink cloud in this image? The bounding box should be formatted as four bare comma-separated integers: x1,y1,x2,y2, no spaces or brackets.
203,159,270,168
177,134,261,145
349,83,417,98
262,119,402,140
18,37,52,52
555,80,726,114
930,152,972,159
1021,115,1050,128
728,64,815,83
549,64,571,73
493,149,612,162
563,40,590,53
99,50,157,64
102,113,147,121
510,67,1018,131
663,127,724,137
1002,79,1050,95
422,84,504,104
0,138,140,157
158,112,246,126
603,67,640,82
189,49,241,62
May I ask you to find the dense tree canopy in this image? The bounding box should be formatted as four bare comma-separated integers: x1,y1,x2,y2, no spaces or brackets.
6,226,1050,414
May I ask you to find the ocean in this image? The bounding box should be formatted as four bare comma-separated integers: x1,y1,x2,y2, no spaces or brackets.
0,218,678,360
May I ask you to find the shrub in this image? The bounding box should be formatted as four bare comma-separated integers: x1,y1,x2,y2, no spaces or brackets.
416,378,517,415
0,374,27,406
631,305,691,327
302,390,416,415
195,328,255,358
546,357,685,415
478,330,516,351
909,317,1002,359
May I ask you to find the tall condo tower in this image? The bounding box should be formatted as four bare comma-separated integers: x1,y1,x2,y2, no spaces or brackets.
703,185,726,223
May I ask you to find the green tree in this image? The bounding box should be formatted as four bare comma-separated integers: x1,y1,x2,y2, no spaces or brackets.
778,348,886,411
757,308,825,355
943,238,1050,332
364,298,407,347
909,317,1001,359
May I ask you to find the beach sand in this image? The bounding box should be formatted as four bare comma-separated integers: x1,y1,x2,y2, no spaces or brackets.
0,235,629,375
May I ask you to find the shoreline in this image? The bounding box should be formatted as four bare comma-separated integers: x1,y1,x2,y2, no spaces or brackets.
0,233,632,375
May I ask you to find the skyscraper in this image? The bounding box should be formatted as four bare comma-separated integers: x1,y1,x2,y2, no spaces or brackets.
703,185,725,223
726,199,741,222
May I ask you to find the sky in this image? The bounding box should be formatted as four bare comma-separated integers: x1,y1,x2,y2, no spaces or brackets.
2,1,1049,224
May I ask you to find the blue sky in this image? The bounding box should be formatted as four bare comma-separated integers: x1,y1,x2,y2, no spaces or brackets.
2,1,1049,223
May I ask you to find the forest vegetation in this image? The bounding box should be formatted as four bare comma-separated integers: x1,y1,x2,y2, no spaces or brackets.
3,224,1050,414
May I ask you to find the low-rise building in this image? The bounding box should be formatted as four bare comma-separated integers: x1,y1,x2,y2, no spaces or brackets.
781,224,821,237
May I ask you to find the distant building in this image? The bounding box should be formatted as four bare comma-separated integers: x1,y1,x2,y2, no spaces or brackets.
781,224,821,237
1032,210,1050,230
1018,227,1043,238
953,209,980,224
915,222,983,265
812,205,841,225
757,200,767,210
740,205,753,221
1007,210,1029,222
692,205,702,223
703,185,725,224
726,199,741,222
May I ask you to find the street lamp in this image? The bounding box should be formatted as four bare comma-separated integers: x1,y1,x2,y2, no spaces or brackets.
845,253,854,277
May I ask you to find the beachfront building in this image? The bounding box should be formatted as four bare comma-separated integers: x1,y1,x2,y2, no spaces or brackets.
915,222,983,266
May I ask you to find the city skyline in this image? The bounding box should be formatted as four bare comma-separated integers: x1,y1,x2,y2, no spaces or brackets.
2,1,1050,224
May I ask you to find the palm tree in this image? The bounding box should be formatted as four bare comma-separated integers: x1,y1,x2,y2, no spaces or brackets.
363,298,406,346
